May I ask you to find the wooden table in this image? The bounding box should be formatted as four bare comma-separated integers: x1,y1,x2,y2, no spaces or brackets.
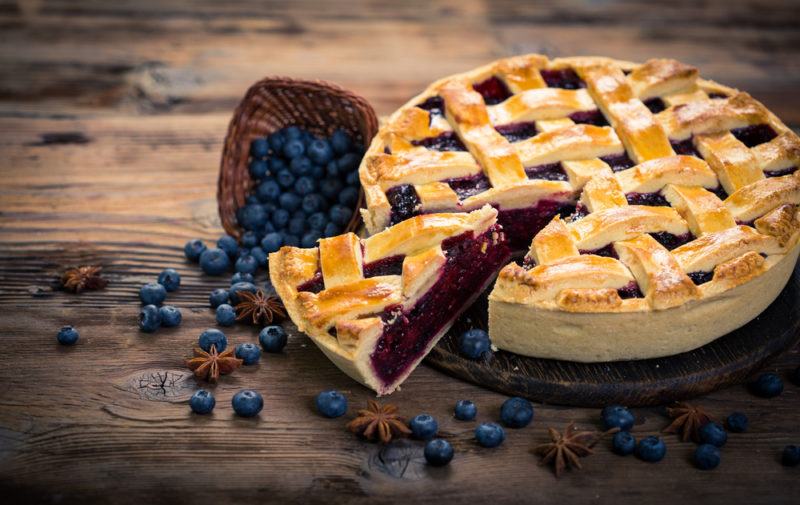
1,1,799,503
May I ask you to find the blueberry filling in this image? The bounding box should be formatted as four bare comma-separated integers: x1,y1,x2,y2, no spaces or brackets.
369,226,511,387
651,231,693,250
495,122,538,142
497,201,576,251
569,109,609,127
643,97,666,114
297,271,324,294
473,76,512,105
526,163,568,181
412,131,466,151
540,68,585,89
444,173,492,201
670,138,703,158
522,255,537,270
710,185,729,201
387,185,421,225
626,192,670,207
730,124,776,147
707,92,728,99
566,202,590,222
688,271,714,285
600,152,636,172
416,96,445,118
766,166,798,177
363,255,404,278
579,243,618,259
617,281,644,299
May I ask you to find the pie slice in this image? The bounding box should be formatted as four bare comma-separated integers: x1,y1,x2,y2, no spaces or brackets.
269,206,510,395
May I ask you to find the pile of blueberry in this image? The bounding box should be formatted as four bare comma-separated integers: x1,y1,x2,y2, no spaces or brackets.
239,125,363,252
137,268,183,333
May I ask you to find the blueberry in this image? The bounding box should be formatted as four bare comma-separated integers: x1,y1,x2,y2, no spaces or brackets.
241,231,260,248
57,325,79,345
190,389,216,415
329,204,351,226
271,208,291,229
601,405,635,431
725,412,748,433
339,186,359,207
263,221,276,234
235,343,261,365
246,194,260,205
138,305,161,333
290,156,313,176
268,131,285,152
326,160,340,178
751,372,783,398
330,129,353,154
283,234,300,247
261,232,284,253
308,212,328,231
198,328,227,352
159,305,182,327
215,304,237,327
459,328,491,360
231,272,255,285
232,389,263,418
454,400,477,421
284,126,302,139
409,414,439,440
200,248,231,275
782,445,800,466
259,325,287,353
294,176,316,196
694,444,721,470
288,217,306,236
229,281,257,305
311,163,325,179
320,178,344,200
184,239,207,262
276,169,296,189
249,158,268,180
300,232,320,248
500,397,534,428
157,268,181,292
279,192,302,212
337,152,361,173
240,204,268,230
475,422,505,448
250,137,269,158
424,439,454,466
250,246,268,267
307,139,334,165
698,422,727,447
209,288,230,308
612,431,636,456
635,436,666,462
139,282,167,306
315,390,348,418
346,170,360,186
217,235,239,258
302,194,327,214
256,180,282,202
323,222,341,238
283,139,305,159
235,254,258,274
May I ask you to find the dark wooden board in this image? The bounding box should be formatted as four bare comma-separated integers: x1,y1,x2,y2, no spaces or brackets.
428,264,800,407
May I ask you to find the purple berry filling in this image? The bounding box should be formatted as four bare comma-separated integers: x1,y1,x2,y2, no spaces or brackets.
766,166,798,177
363,255,404,278
495,122,538,142
497,200,575,250
600,152,636,172
580,243,618,259
643,97,666,114
670,138,703,158
567,202,590,222
526,162,568,181
297,271,324,294
540,68,585,89
707,92,728,99
387,185,421,225
710,185,729,201
626,191,669,207
473,76,512,105
569,109,609,127
369,225,511,387
446,173,492,200
730,124,776,148
522,255,537,270
412,131,466,151
651,231,693,250
416,96,445,118
617,281,644,299
688,271,714,285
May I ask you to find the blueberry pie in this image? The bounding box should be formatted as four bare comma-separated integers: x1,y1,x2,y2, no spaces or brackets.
270,206,510,394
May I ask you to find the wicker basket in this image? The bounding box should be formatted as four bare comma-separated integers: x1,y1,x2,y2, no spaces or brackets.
218,77,379,239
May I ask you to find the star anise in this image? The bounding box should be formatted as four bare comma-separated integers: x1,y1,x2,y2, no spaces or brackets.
346,399,412,444
185,345,242,383
60,265,108,293
532,423,616,478
663,402,716,442
235,289,287,325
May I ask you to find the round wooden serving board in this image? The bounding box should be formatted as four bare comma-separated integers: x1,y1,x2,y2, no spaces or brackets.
426,264,800,407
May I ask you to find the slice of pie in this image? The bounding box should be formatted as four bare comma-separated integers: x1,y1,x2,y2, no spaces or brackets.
269,206,510,395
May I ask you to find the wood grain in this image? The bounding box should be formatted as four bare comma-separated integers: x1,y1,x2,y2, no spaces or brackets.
1,1,800,504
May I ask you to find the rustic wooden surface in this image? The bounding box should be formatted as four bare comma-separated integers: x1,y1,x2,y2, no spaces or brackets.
1,1,799,504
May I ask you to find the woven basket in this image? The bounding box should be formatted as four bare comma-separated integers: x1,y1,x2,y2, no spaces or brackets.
218,77,379,239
